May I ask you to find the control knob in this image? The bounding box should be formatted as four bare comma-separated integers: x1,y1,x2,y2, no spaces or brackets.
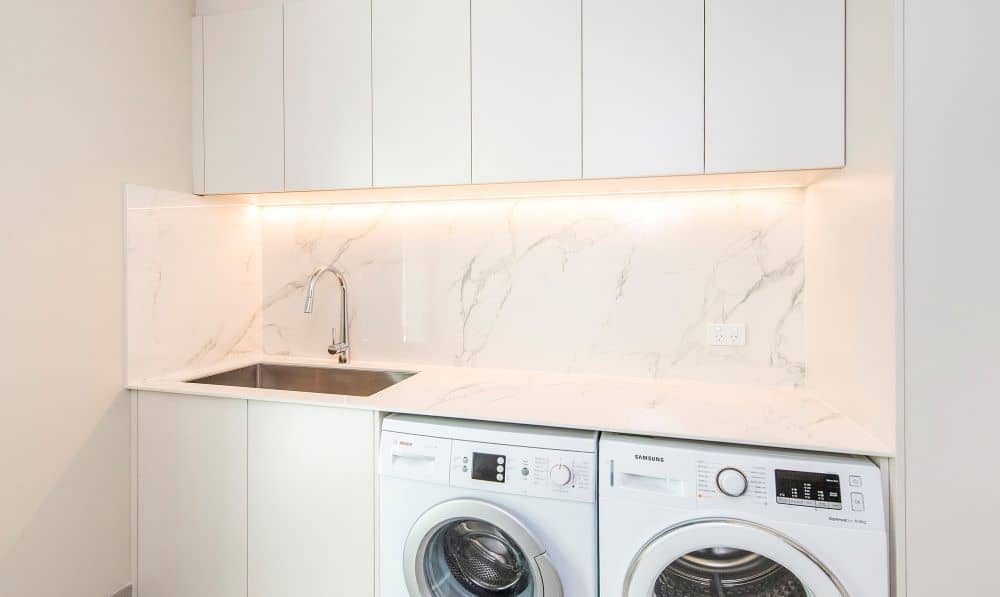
549,464,573,487
716,467,748,497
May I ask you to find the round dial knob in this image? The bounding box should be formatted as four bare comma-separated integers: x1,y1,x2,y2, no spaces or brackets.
549,464,573,487
716,467,748,497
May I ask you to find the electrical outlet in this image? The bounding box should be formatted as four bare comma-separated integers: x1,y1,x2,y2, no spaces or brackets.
707,323,746,347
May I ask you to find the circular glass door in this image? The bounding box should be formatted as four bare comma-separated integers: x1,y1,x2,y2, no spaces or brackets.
624,518,845,597
423,519,535,596
653,547,810,596
404,499,562,597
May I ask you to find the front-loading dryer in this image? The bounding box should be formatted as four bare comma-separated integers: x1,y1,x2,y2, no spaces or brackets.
379,414,598,597
600,434,888,596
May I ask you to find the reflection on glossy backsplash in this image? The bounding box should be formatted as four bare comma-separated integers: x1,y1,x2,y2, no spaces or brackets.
260,190,806,386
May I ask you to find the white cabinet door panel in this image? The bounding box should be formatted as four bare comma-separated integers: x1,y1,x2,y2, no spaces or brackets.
373,0,471,187
285,0,373,191
203,5,284,193
137,393,247,597
583,0,704,178
248,402,376,597
472,0,582,183
705,0,845,173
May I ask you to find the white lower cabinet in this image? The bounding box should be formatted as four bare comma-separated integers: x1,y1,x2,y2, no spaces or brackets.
136,392,376,597
137,393,248,597
248,401,376,597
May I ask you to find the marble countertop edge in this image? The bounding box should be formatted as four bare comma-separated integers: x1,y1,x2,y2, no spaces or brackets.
127,354,893,459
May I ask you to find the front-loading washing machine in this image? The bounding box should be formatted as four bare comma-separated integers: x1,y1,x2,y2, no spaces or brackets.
379,414,598,597
600,434,888,596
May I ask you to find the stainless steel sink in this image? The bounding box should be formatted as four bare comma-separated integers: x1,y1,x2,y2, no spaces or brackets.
189,363,416,397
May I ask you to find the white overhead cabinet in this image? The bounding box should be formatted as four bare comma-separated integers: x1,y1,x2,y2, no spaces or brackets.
583,0,705,179
372,0,471,187
199,6,284,194
472,0,582,183
136,393,247,597
193,0,847,194
705,0,845,173
248,402,376,597
285,0,373,191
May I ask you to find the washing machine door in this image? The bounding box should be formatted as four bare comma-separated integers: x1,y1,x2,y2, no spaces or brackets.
622,518,847,597
403,498,563,597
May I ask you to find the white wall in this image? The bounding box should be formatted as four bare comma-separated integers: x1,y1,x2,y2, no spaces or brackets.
0,1,193,595
804,0,896,447
901,1,1000,595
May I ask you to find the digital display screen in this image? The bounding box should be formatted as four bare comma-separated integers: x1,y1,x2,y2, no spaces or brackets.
472,452,506,483
775,470,842,509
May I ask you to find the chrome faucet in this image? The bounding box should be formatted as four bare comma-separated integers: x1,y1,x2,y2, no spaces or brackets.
304,265,350,363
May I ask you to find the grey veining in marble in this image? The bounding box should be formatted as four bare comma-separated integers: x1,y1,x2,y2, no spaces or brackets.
260,189,806,386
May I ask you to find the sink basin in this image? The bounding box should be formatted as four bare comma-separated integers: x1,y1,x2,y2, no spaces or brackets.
189,363,416,397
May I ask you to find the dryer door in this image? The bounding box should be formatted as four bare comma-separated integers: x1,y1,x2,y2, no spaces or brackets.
403,498,563,597
623,518,846,597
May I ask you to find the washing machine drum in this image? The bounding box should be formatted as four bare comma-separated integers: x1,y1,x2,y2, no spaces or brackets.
431,520,532,596
654,547,807,596
404,500,564,597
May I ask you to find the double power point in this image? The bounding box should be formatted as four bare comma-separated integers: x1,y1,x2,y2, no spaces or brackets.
706,323,747,347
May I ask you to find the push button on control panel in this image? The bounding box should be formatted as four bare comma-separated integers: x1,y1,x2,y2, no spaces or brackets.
849,475,863,487
851,492,865,511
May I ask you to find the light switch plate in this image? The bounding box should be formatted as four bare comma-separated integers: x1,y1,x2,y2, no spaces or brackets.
707,323,746,347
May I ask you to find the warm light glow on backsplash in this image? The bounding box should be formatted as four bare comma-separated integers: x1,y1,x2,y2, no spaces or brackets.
228,169,828,208
259,187,805,227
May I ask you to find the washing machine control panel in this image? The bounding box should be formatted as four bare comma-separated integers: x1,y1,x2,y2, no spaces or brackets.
450,439,595,503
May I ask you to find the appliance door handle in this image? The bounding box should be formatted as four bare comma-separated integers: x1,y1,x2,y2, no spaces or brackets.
389,448,440,474
390,450,436,461
617,470,686,496
534,552,564,597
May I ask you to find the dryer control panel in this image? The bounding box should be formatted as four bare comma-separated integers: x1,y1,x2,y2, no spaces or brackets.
601,435,885,532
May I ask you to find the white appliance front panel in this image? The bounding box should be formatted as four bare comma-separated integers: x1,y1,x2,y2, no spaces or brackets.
603,435,885,532
380,430,452,484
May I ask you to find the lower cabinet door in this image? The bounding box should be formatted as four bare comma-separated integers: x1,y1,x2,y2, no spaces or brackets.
248,402,376,597
137,392,248,597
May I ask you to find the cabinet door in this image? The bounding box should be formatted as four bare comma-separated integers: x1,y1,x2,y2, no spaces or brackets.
137,393,247,597
285,0,373,191
203,5,284,193
373,0,471,187
248,402,376,597
705,0,845,173
583,0,704,178
472,0,582,183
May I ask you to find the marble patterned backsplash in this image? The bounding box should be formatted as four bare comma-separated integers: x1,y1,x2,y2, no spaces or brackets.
260,189,806,386
126,185,262,382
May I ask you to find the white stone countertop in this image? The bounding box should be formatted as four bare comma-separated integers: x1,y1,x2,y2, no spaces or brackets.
129,354,892,458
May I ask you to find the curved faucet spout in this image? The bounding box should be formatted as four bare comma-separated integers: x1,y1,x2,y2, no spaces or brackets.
303,265,350,363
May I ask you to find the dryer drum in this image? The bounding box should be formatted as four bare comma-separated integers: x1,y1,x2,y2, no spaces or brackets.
441,520,531,596
654,547,808,597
